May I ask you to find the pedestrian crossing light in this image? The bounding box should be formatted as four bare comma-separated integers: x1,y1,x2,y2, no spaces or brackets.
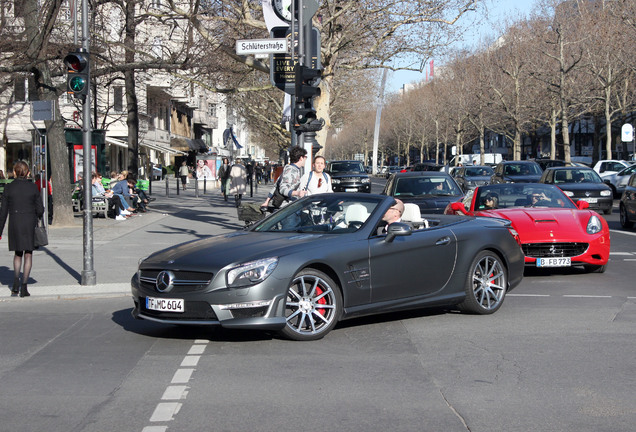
294,64,323,132
64,50,89,98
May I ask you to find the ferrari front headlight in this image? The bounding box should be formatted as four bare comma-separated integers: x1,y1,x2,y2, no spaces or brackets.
586,215,602,235
226,257,278,288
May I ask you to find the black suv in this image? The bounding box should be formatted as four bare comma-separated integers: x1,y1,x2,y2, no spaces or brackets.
327,160,371,193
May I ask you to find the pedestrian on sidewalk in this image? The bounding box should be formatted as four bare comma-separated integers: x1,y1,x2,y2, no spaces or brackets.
299,155,332,195
229,159,247,207
0,161,44,297
218,157,231,201
178,161,189,190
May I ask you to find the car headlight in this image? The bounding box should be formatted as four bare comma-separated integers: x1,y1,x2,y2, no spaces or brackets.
600,190,612,196
586,215,602,235
332,178,341,184
361,177,370,183
564,190,574,197
226,257,278,288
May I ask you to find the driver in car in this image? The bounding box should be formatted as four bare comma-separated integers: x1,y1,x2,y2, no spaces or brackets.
377,199,404,234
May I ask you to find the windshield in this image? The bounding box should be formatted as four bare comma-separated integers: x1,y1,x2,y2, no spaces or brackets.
504,163,542,176
393,176,462,197
474,184,576,210
329,162,364,173
253,194,383,233
465,166,494,177
552,169,602,184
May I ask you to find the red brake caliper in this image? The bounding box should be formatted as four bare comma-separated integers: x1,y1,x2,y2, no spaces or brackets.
315,286,326,316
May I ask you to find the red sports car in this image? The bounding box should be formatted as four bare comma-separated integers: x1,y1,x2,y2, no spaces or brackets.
445,183,610,273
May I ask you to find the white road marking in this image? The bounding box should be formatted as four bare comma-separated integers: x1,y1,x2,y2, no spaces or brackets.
181,355,201,367
610,229,636,237
142,427,167,432
161,385,189,400
171,368,194,384
142,341,209,431
187,345,206,355
508,294,551,297
149,402,182,422
562,295,613,298
610,252,634,255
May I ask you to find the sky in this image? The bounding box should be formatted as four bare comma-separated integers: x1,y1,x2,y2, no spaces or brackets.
386,0,538,93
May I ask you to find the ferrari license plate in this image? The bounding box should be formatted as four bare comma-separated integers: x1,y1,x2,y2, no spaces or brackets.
537,257,571,267
146,297,184,312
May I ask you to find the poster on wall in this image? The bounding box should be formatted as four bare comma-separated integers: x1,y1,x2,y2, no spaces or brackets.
73,145,97,182
195,155,217,180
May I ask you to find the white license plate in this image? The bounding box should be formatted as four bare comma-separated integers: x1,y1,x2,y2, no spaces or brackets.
537,257,571,267
579,198,597,203
146,297,184,312
345,188,357,192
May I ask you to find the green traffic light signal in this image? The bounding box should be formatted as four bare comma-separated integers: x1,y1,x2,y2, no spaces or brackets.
69,76,87,93
64,50,89,98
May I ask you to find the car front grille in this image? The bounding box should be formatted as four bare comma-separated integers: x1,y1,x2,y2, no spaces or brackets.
139,298,218,320
139,270,213,293
522,242,589,258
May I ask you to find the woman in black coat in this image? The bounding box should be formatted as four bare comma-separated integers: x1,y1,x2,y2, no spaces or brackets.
0,161,44,297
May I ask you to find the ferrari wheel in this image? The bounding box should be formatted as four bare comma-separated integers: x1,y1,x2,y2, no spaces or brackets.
620,205,633,229
458,251,507,315
281,269,342,341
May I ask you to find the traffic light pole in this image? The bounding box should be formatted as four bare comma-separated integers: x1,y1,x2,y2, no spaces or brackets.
80,0,95,286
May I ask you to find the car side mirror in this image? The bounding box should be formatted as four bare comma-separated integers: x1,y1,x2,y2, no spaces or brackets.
450,202,468,215
385,222,412,242
576,200,590,210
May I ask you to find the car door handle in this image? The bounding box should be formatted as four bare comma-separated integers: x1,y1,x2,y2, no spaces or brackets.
436,237,451,246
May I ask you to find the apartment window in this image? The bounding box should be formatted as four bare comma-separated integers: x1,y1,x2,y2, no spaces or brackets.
13,76,38,102
209,103,216,117
113,86,123,112
152,37,163,58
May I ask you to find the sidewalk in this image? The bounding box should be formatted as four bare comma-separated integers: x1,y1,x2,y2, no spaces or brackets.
0,178,271,300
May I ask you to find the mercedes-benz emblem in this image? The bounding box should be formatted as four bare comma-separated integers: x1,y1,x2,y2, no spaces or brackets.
156,270,175,292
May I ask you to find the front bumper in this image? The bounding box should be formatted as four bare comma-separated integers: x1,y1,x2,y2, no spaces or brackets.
521,234,610,267
130,275,288,331
332,183,371,193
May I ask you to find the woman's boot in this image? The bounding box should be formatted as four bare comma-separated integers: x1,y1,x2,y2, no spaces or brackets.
11,277,20,297
19,284,30,298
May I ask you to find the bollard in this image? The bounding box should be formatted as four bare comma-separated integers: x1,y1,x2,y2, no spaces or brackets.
195,178,199,198
203,178,207,194
176,178,180,195
165,178,169,197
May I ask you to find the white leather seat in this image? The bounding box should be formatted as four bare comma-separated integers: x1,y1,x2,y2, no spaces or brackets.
344,203,369,226
401,203,428,228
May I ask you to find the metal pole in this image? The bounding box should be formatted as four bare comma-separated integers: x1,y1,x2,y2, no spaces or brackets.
372,68,388,175
80,0,95,285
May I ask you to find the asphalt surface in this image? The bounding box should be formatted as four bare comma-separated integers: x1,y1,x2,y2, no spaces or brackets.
0,178,271,300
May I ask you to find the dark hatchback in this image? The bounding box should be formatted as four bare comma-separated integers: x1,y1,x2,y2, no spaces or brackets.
539,166,613,214
453,165,494,192
383,171,464,214
620,174,636,229
490,160,543,184
327,160,371,193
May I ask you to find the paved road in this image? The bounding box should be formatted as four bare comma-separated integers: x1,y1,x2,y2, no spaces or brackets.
0,176,634,432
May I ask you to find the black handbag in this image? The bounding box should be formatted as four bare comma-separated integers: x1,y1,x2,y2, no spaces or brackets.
270,187,287,209
34,219,48,248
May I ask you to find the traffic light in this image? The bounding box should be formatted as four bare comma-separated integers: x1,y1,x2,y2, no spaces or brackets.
64,50,89,98
294,64,323,132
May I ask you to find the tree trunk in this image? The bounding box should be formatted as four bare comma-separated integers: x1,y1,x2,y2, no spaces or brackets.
125,0,139,176
604,82,613,160
23,0,74,226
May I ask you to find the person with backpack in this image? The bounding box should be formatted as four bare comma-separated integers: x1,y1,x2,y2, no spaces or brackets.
260,146,308,209
299,155,333,195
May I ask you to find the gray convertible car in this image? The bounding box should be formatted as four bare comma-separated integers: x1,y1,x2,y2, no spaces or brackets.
131,193,524,340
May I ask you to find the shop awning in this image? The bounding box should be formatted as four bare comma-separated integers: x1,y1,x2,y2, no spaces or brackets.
105,137,128,148
187,138,208,152
141,141,186,155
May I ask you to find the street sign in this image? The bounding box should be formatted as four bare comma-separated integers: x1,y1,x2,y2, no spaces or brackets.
236,38,288,55
622,123,633,142
31,101,55,121
270,25,320,94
